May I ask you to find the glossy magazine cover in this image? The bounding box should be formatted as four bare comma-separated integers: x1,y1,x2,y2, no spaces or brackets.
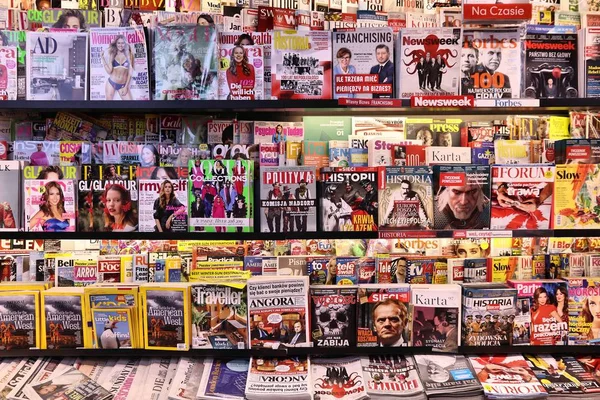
24,179,76,232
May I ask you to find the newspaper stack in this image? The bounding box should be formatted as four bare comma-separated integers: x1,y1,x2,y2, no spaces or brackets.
414,355,484,400
168,357,205,400
360,355,427,400
197,358,249,400
23,366,112,400
311,357,369,400
468,355,547,400
245,357,311,400
525,354,600,398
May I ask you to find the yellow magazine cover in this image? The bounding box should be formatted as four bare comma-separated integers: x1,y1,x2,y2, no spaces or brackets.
141,283,190,351
0,290,40,349
554,164,600,229
0,282,51,290
120,254,133,283
41,288,85,350
91,308,135,349
489,256,518,283
84,286,141,349
165,256,182,283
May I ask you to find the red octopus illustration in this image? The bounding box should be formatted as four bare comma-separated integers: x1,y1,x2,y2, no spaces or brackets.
403,34,458,75
314,367,362,399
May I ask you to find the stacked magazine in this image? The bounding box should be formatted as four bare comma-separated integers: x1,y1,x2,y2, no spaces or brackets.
414,355,484,400
311,356,368,400
360,355,427,400
246,357,311,400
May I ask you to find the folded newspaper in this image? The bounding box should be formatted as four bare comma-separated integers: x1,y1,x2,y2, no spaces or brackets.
22,366,112,400
245,357,311,400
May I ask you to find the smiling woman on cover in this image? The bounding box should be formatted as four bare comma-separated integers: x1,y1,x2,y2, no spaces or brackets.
226,46,256,100
101,35,134,100
154,180,185,232
29,181,69,232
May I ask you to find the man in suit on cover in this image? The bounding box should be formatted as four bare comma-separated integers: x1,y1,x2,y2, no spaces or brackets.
283,321,306,346
369,44,394,98
251,321,271,340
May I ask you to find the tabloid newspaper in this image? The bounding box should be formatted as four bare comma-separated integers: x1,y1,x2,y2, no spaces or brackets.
191,282,248,349
26,31,89,100
491,165,555,230
411,284,461,352
23,366,111,400
332,28,394,99
187,159,253,233
259,166,317,233
24,179,76,232
357,284,411,347
523,29,578,98
361,355,426,399
462,283,517,347
414,355,482,398
311,357,368,400
309,285,357,347
271,30,332,99
245,357,311,400
138,177,188,233
461,28,522,99
581,28,600,97
247,276,309,350
468,355,548,400
153,25,218,100
218,43,264,100
0,47,17,100
398,28,461,98
379,166,433,231
89,27,150,101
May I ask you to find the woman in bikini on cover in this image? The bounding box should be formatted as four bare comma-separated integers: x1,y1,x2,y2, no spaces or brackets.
101,35,134,100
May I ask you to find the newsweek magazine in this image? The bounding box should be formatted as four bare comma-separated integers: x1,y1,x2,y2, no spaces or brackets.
24,179,76,232
26,31,88,100
398,28,461,98
414,355,482,398
332,28,394,99
469,355,548,400
271,30,332,99
379,166,433,231
361,355,427,399
260,166,317,233
461,28,522,99
218,43,265,100
245,357,311,400
247,276,309,350
89,27,150,101
188,159,253,233
523,29,578,99
491,165,555,230
153,25,218,100
311,357,368,400
138,177,188,233
0,47,17,100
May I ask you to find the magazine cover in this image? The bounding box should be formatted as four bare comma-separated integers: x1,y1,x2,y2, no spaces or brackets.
0,291,39,350
245,357,311,399
507,279,569,346
253,121,305,144
153,25,218,100
361,355,426,398
398,28,461,98
138,178,188,232
554,164,600,229
309,285,357,347
311,357,367,400
583,28,600,97
523,30,578,99
158,145,210,167
491,165,555,230
0,47,17,100
414,355,481,397
0,30,26,100
405,117,465,147
0,161,21,231
411,284,461,352
565,277,600,345
198,359,248,399
320,167,379,232
191,283,248,349
91,308,133,349
461,28,522,99
526,354,600,395
27,9,102,30
433,165,491,230
259,166,317,233
24,179,76,232
332,28,394,99
357,284,411,347
13,141,60,165
271,30,332,99
468,355,548,399
41,292,84,349
26,31,88,100
89,27,150,100
462,284,517,347
218,44,264,100
77,164,138,232
142,285,190,351
247,276,309,349
188,159,253,233
379,166,433,231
